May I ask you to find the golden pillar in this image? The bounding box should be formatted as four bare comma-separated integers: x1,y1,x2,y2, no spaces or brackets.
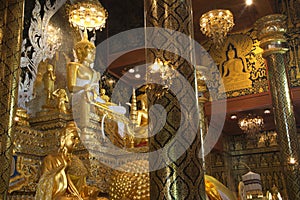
0,0,24,198
255,14,300,199
145,0,206,199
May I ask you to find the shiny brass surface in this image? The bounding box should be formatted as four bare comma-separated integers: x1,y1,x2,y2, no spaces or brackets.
255,14,300,200
0,0,25,198
145,0,205,199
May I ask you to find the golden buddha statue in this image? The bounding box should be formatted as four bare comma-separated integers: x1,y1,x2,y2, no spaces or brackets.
99,88,110,103
43,62,56,106
129,91,148,147
136,92,148,127
35,121,108,200
66,34,105,127
66,33,126,128
52,88,70,114
66,36,100,95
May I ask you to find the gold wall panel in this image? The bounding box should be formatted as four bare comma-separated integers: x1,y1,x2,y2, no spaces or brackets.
207,31,268,98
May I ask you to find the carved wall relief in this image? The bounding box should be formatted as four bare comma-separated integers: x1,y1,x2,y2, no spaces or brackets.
205,30,268,98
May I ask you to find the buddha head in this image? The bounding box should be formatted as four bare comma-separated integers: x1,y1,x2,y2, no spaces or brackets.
47,63,54,72
100,88,106,95
74,38,96,64
226,43,237,59
60,121,81,153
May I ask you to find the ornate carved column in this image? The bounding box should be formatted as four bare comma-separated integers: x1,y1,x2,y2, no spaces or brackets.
0,0,24,198
255,14,300,200
145,0,205,199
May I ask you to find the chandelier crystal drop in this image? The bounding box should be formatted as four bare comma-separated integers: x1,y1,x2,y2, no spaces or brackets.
68,0,108,31
199,9,234,47
238,114,264,135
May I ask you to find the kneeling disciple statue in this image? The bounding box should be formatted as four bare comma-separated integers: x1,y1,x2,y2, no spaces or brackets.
35,121,108,200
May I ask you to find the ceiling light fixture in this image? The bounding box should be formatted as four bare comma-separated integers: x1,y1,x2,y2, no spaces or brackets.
246,0,253,6
68,0,108,31
128,68,135,73
238,114,264,136
230,114,237,120
199,9,234,47
135,74,141,79
148,58,175,87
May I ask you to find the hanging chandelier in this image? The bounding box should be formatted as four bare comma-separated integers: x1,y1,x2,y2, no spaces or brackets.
148,58,176,87
199,9,234,47
145,58,176,98
238,114,264,135
68,0,108,31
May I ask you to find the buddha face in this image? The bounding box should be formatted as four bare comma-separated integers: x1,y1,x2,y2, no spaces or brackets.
85,47,95,65
227,49,235,59
47,64,54,71
64,127,80,152
75,40,95,65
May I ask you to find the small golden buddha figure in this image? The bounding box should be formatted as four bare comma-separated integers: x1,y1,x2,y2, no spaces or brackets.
269,133,278,146
35,121,107,200
136,93,148,127
257,135,266,148
131,92,148,147
271,185,281,200
52,88,70,114
99,88,110,103
43,62,56,106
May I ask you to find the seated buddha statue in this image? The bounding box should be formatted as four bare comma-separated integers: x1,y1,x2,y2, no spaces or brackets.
66,34,125,127
35,121,107,200
221,43,252,91
136,93,148,127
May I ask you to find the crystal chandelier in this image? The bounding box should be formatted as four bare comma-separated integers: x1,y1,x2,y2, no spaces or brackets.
199,9,234,46
68,0,108,31
146,58,176,98
149,58,176,87
238,114,264,135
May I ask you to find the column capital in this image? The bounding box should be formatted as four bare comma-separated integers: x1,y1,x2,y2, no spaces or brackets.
254,14,289,57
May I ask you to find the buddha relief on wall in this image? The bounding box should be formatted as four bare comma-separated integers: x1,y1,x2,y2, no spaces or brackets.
207,31,268,98
220,43,252,91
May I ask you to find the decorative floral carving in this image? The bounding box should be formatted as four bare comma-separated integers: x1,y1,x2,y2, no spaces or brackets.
18,0,63,109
